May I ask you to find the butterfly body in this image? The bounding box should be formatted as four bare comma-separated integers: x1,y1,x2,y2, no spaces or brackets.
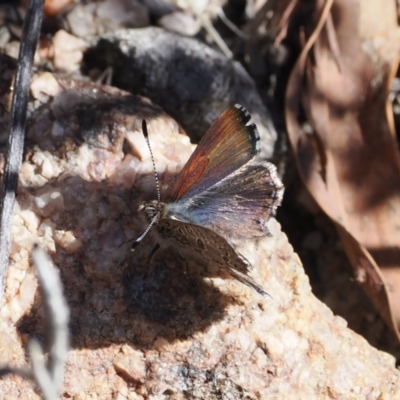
137,104,284,297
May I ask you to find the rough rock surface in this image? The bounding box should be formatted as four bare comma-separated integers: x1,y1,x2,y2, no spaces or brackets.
0,72,399,399
84,27,278,160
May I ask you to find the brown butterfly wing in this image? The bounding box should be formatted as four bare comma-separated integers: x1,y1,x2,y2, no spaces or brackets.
166,104,260,201
156,219,270,297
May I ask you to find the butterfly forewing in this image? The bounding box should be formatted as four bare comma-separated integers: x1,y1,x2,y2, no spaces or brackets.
166,104,260,201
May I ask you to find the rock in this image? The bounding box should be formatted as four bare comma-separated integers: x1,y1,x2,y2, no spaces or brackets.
0,72,399,399
84,27,277,160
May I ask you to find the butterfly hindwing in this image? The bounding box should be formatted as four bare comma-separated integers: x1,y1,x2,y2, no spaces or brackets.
156,219,250,274
166,105,260,201
156,219,270,297
165,162,284,240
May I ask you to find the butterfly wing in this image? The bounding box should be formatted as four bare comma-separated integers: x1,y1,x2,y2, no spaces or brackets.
165,162,284,240
166,104,260,201
156,219,269,297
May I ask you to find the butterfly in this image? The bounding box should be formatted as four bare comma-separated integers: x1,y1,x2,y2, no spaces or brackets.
135,104,284,297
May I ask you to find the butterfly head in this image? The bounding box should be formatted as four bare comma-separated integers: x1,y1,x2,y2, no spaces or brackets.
138,200,165,225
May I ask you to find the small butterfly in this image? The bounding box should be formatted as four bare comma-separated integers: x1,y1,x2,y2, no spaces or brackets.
135,104,284,297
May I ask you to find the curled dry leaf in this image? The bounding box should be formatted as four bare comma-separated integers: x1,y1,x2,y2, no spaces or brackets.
285,0,400,340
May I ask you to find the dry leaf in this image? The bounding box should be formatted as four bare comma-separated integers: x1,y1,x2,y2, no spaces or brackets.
285,0,400,339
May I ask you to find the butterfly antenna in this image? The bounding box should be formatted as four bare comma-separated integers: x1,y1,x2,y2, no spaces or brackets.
130,120,161,252
142,119,161,204
131,215,158,251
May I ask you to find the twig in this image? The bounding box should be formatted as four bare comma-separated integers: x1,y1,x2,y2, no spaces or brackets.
0,0,43,306
216,8,248,40
0,246,70,400
29,340,59,400
199,13,233,58
0,366,33,380
32,245,70,395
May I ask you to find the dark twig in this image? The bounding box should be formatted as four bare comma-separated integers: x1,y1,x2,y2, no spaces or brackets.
0,366,33,380
0,246,70,400
0,0,44,306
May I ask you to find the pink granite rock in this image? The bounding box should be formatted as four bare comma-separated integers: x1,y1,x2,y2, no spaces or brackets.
0,73,399,399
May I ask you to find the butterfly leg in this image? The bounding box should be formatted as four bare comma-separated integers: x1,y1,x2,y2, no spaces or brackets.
147,242,184,271
144,243,160,278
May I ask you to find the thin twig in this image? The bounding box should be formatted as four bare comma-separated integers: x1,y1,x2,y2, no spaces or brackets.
29,340,59,400
32,246,70,393
216,8,248,39
0,366,33,380
199,13,233,58
0,246,70,400
0,0,44,307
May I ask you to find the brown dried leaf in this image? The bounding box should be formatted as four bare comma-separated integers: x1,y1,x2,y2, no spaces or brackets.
285,0,400,339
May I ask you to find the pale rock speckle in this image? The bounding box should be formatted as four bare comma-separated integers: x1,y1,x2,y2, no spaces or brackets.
53,30,89,72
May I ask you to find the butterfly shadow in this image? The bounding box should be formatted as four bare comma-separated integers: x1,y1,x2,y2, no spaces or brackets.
124,249,232,344
16,174,234,352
